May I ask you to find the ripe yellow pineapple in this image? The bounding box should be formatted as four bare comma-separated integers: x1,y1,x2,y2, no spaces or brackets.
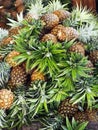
10,65,27,87
74,111,88,123
69,42,85,56
58,98,78,117
53,10,71,22
89,50,98,64
0,89,14,109
41,33,57,43
51,25,79,41
5,50,20,67
41,13,59,29
31,70,45,81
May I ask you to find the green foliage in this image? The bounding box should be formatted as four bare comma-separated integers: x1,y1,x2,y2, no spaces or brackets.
71,76,98,109
0,109,7,129
63,5,96,28
55,53,90,91
63,117,88,130
46,0,68,13
6,90,29,129
0,28,8,42
0,62,11,88
38,112,63,130
15,40,65,76
0,44,14,58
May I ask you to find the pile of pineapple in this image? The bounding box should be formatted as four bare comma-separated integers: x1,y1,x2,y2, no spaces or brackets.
0,0,98,129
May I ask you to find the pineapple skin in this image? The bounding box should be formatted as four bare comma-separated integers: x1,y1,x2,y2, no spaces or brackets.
1,37,14,45
31,70,45,82
10,65,27,87
53,10,71,22
5,50,20,67
51,25,79,41
69,42,85,56
89,50,98,64
58,98,78,117
74,111,88,123
9,26,22,36
0,89,14,109
41,13,59,29
41,33,57,43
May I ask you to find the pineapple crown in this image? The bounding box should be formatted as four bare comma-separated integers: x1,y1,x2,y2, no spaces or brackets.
0,28,8,42
0,109,7,129
64,116,88,130
46,0,68,13
63,4,97,28
7,12,24,27
78,23,98,43
0,62,11,88
27,0,47,19
0,44,14,58
71,76,98,109
7,89,29,129
38,112,63,130
71,5,96,25
56,53,90,91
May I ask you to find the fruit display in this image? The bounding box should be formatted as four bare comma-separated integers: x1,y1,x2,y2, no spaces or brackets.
0,0,98,130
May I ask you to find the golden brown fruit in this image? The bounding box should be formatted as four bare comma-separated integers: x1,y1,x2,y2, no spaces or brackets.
41,13,59,29
1,37,14,45
53,10,70,22
10,65,27,86
41,33,57,43
9,26,22,36
69,42,85,56
0,89,14,109
5,50,20,67
89,50,98,64
51,25,79,41
31,70,45,81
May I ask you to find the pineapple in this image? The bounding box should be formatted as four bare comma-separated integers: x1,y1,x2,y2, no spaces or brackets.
24,0,47,21
41,33,57,43
51,24,79,41
5,50,20,67
10,65,27,87
0,89,14,109
74,111,88,123
41,13,59,29
51,24,65,36
86,109,98,122
89,50,98,64
58,98,78,117
53,10,70,22
31,70,45,81
7,12,24,27
69,42,85,56
86,60,94,68
1,36,14,45
8,26,22,36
